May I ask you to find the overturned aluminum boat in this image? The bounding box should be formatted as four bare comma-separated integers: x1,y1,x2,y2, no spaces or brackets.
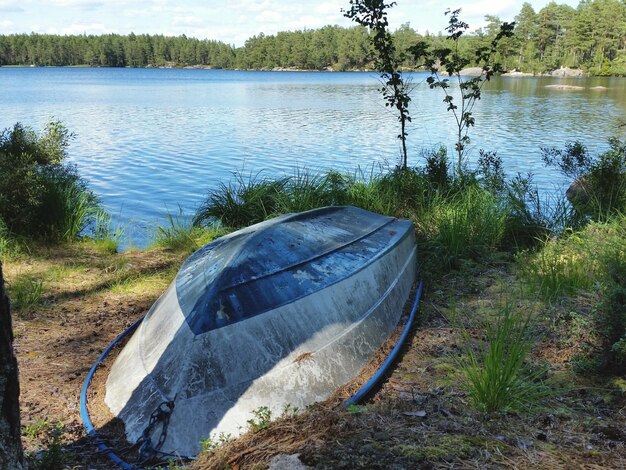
105,206,417,457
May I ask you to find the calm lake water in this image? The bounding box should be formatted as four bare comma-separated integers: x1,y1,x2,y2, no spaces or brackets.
1,67,625,247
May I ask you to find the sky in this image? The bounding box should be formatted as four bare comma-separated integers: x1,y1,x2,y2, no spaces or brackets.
0,0,581,47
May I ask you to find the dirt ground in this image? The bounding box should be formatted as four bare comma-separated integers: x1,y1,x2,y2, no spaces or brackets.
8,243,186,468
5,245,626,469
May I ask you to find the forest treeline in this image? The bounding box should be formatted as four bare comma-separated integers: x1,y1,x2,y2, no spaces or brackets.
0,0,625,75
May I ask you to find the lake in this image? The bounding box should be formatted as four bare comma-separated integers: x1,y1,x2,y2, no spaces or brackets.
1,67,625,247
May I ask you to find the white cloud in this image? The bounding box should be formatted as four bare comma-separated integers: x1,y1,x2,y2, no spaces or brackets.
172,15,204,27
230,0,275,13
315,2,342,16
284,15,329,30
460,0,518,18
255,10,282,23
48,22,110,35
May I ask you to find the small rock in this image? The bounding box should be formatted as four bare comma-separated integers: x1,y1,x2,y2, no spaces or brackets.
545,84,585,91
458,67,484,76
548,66,584,77
517,439,534,450
268,454,311,470
403,410,427,418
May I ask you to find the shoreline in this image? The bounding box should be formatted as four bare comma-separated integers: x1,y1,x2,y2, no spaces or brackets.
3,63,625,78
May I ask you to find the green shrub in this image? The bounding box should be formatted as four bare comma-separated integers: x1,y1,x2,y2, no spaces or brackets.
38,164,100,241
24,421,66,470
457,303,547,412
423,146,452,190
247,406,272,433
200,432,233,453
542,138,626,220
0,121,101,241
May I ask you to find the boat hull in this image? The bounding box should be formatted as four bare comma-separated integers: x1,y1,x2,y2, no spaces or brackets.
105,206,417,457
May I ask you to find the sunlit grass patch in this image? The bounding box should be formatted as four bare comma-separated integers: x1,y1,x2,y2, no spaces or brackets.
153,206,225,253
394,434,505,461
85,210,125,255
8,273,44,313
108,267,178,297
518,215,626,301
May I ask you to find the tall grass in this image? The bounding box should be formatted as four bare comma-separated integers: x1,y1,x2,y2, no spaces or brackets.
45,175,100,242
194,172,287,228
153,206,224,252
193,166,436,228
425,188,507,265
193,162,559,273
520,213,626,375
518,234,595,301
457,303,547,412
0,220,15,258
273,169,338,213
89,210,125,254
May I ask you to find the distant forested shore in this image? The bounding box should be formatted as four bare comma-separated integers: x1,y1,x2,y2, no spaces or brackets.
1,0,624,75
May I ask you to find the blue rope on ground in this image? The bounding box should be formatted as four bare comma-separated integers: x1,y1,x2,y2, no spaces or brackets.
342,278,423,408
80,278,424,469
79,315,144,470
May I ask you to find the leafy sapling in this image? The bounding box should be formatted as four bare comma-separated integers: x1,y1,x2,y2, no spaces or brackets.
344,0,413,168
411,10,514,177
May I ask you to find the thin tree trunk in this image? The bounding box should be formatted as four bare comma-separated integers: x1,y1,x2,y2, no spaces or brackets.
0,261,25,470
400,117,408,169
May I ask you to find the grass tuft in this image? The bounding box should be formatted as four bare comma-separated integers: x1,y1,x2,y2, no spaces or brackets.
457,302,547,412
153,206,224,252
88,210,125,254
425,187,507,267
8,273,44,313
